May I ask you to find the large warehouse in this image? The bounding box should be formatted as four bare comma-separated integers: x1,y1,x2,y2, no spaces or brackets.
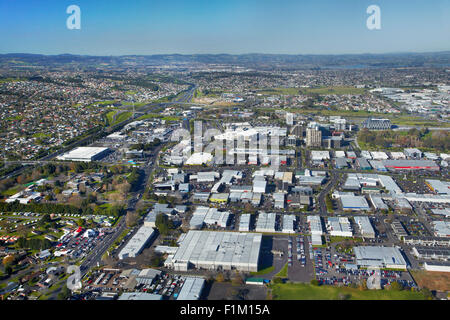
57,147,110,162
354,246,407,270
381,160,439,171
168,230,262,272
118,226,155,260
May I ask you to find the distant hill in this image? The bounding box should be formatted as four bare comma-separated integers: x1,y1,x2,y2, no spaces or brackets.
0,52,449,70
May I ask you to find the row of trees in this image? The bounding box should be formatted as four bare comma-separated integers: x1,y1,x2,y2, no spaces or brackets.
16,237,52,250
358,128,450,151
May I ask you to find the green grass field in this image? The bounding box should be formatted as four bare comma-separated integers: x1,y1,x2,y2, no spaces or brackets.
275,263,288,278
250,265,275,276
270,283,427,300
106,110,132,126
302,86,366,95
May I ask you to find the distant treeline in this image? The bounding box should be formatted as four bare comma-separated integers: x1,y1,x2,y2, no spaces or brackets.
0,202,84,215
16,237,52,250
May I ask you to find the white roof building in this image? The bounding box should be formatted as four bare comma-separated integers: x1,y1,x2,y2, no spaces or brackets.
57,147,110,162
354,246,407,269
311,150,330,161
255,212,276,233
177,277,205,300
354,216,376,238
282,215,296,234
307,215,323,235
118,226,155,260
239,214,251,232
326,217,352,237
168,231,262,272
185,152,213,165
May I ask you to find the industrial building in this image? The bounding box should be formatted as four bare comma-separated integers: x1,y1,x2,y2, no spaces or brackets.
412,247,450,261
432,221,450,237
168,231,262,272
189,207,230,229
185,152,214,165
57,147,110,162
282,215,296,234
307,215,323,235
354,246,407,269
361,118,391,130
354,216,376,239
381,160,439,171
326,217,352,237
118,226,155,260
239,214,251,232
177,277,205,300
356,157,371,170
423,261,450,272
255,212,277,233
310,150,330,161
340,195,370,211
119,292,162,300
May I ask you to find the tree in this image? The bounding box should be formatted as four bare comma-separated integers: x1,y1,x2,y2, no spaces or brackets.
3,255,15,268
216,272,225,283
16,224,30,239
388,281,403,291
310,279,319,286
58,284,71,300
4,265,13,275
125,211,139,227
155,213,173,235
421,287,433,300
231,271,244,286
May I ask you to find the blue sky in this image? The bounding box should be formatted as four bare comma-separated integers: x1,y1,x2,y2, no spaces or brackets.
0,0,449,55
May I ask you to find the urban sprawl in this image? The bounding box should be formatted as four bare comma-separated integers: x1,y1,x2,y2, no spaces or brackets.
0,54,449,301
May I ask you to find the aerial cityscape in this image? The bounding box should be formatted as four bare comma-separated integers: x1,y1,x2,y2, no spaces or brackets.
0,0,449,307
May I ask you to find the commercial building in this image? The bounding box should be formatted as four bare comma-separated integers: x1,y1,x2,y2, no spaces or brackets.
57,147,110,162
307,215,323,235
136,268,162,285
340,195,370,211
423,261,450,272
168,230,262,272
381,160,439,171
185,152,214,165
118,226,155,260
432,221,450,237
209,193,229,204
361,118,391,130
335,157,349,169
239,214,251,232
412,247,450,261
326,217,352,237
425,180,450,195
370,151,389,160
404,148,422,159
354,246,407,269
119,292,162,300
282,215,296,234
354,216,376,239
356,158,371,170
306,126,322,147
310,150,330,161
177,277,205,300
255,212,277,233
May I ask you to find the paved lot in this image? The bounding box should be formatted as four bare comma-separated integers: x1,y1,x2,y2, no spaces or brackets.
206,282,267,300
